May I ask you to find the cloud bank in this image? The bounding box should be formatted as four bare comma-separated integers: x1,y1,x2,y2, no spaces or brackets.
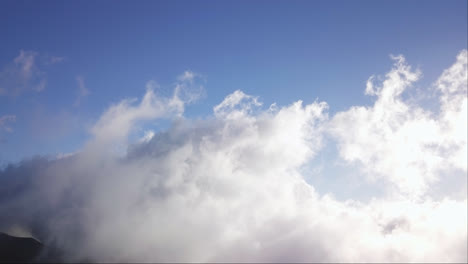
0,51,466,262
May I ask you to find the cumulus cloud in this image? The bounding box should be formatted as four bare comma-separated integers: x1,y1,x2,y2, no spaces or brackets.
0,51,466,262
329,51,467,198
88,81,185,149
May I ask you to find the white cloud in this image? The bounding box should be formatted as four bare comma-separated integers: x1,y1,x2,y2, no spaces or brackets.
178,70,195,82
88,85,184,150
174,70,205,104
329,50,467,198
213,89,262,118
435,50,467,172
0,51,466,262
138,130,155,143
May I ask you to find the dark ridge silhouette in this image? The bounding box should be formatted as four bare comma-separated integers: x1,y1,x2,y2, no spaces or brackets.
0,232,43,263
0,232,68,263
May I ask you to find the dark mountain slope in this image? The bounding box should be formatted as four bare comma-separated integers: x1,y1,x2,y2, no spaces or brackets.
0,232,43,263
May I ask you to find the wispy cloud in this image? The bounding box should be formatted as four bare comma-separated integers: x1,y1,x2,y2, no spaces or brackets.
0,115,16,132
0,50,63,96
177,70,195,82
47,56,65,65
174,70,205,104
73,76,90,107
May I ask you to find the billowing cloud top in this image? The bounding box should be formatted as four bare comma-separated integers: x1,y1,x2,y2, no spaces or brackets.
0,51,466,262
331,51,467,198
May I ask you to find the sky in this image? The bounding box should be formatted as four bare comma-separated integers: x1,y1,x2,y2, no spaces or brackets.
0,0,467,262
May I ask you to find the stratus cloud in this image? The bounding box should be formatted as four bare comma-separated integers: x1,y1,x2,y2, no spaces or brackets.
0,51,466,263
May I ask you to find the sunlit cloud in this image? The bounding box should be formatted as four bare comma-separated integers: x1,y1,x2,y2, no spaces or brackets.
0,50,466,262
329,50,467,198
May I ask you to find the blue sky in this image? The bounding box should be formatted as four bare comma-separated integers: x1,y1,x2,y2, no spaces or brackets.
0,1,467,262
0,0,466,163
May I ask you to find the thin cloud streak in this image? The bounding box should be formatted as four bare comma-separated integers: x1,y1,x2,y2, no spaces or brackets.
73,76,90,107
